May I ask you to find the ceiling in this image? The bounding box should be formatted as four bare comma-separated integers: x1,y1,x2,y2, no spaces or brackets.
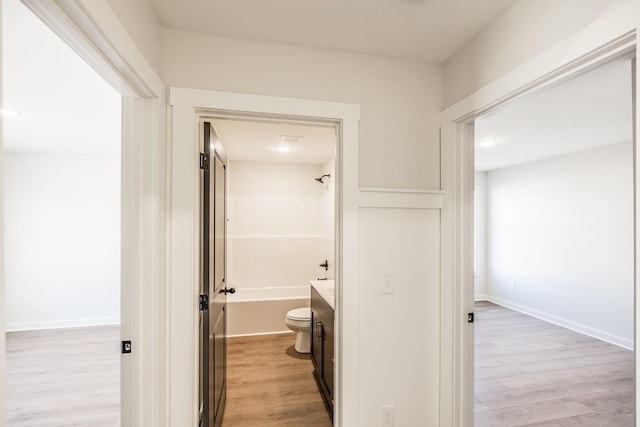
2,0,632,170
475,58,633,172
2,0,121,155
211,119,336,165
149,0,517,63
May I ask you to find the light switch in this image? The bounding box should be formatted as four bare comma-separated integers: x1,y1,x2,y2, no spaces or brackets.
381,271,395,294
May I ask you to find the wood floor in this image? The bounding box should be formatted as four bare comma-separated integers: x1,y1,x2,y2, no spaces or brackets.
5,308,632,426
5,325,120,426
222,333,332,427
5,328,328,427
475,301,634,426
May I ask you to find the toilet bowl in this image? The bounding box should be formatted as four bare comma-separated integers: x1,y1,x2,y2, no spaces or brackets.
285,307,311,353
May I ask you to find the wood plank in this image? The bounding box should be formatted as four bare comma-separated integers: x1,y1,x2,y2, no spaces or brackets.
475,302,634,426
5,326,120,426
222,333,332,427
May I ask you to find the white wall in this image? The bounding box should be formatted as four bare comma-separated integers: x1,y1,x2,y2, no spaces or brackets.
484,142,634,347
358,207,440,426
4,152,121,330
163,33,444,424
474,171,487,300
105,0,163,78
227,161,328,289
443,0,630,107
162,31,442,190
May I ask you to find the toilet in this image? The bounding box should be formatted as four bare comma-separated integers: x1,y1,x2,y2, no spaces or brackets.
285,307,311,353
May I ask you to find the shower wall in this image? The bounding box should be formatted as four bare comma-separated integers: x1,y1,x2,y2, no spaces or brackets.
320,155,335,280
227,160,331,290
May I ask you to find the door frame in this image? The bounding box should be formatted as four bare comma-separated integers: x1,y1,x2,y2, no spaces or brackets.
439,4,639,426
168,87,360,427
1,1,167,425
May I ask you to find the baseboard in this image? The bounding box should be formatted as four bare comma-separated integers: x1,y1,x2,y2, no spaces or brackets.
4,316,120,332
474,294,489,302
228,330,294,338
486,296,633,350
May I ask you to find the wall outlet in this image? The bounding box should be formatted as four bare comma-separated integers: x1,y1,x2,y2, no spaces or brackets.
381,271,395,294
101,293,110,304
511,283,517,292
382,404,395,426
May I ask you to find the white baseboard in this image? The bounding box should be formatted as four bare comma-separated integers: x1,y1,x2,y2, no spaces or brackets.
227,330,294,338
486,296,633,351
475,294,489,301
5,316,120,332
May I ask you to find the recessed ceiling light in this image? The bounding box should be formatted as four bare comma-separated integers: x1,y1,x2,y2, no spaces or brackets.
478,139,497,148
0,107,22,118
276,145,293,153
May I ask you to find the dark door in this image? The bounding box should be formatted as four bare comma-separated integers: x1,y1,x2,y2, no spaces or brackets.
199,121,228,427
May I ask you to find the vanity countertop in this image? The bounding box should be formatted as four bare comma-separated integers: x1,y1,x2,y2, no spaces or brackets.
310,280,334,310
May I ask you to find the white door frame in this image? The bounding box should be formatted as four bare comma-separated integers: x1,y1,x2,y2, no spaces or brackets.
2,1,167,425
439,4,638,426
168,87,360,426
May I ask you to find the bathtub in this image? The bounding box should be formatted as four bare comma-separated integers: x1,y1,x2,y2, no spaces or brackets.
226,286,310,336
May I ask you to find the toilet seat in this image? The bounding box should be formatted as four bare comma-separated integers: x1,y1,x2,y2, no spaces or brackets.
286,307,311,321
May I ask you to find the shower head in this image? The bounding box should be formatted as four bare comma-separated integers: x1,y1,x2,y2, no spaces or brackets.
315,174,331,184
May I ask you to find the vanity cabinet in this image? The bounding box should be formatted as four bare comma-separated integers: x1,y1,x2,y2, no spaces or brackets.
310,286,334,420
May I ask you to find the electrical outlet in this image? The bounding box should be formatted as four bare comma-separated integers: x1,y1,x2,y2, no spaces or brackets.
381,271,395,294
511,283,517,292
382,404,395,426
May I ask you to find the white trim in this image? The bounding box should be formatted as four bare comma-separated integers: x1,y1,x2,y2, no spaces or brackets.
0,2,5,423
13,2,167,427
487,296,634,350
168,87,360,427
358,188,444,209
442,6,637,123
440,3,638,425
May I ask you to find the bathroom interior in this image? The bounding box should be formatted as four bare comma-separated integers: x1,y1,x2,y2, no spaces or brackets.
211,117,337,421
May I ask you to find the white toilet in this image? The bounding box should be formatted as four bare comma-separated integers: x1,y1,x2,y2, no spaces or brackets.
285,307,311,353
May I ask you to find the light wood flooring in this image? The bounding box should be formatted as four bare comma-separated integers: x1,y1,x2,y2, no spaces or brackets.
475,301,634,426
6,307,630,426
5,325,120,426
222,333,332,427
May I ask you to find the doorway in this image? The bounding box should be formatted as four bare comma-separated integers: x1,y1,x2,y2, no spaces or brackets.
3,0,122,424
168,88,361,426
200,116,337,425
473,57,635,425
2,0,166,425
440,29,637,424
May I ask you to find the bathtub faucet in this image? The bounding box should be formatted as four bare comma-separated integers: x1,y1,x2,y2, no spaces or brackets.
319,260,328,271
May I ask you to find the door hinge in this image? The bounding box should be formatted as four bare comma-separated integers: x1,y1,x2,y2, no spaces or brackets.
199,294,209,311
200,153,209,170
122,340,132,354
468,313,474,323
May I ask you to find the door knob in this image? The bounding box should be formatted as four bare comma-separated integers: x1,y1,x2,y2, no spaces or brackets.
219,287,236,295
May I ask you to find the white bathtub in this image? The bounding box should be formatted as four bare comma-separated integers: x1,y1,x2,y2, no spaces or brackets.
226,286,310,336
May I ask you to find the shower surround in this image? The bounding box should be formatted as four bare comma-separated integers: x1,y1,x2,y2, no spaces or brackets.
227,159,335,335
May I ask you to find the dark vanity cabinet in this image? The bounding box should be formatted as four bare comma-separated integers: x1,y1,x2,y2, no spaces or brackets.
310,286,334,420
